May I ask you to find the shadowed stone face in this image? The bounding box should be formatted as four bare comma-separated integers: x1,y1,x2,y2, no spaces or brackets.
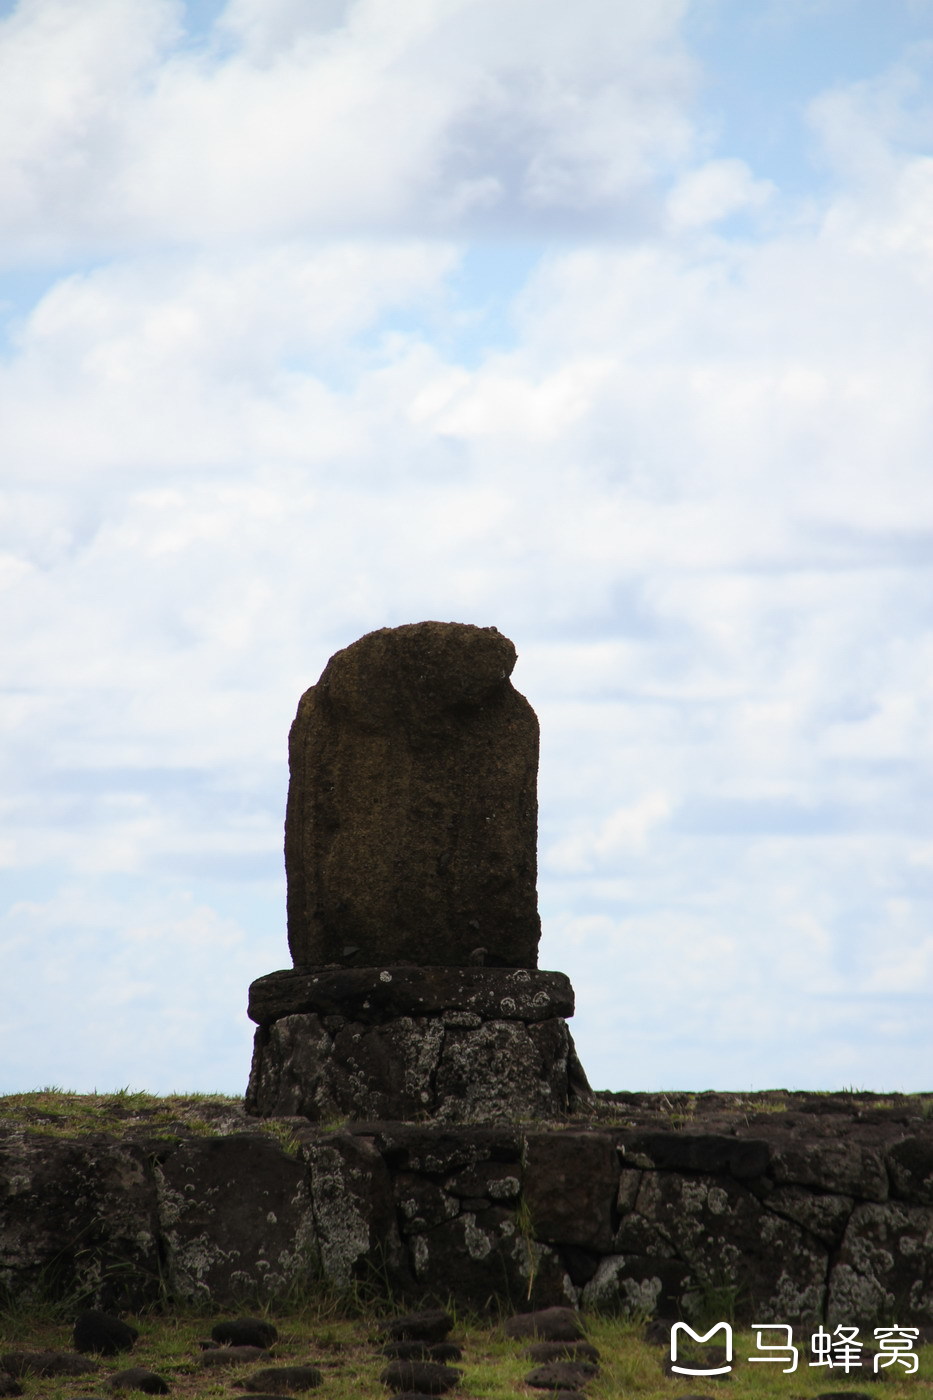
284,621,540,969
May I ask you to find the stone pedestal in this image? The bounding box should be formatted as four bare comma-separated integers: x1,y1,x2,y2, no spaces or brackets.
246,966,591,1123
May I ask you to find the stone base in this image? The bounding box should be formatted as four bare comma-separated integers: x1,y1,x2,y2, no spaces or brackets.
245,966,592,1124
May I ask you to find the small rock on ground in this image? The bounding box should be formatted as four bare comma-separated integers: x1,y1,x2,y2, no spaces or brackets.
109,1368,170,1394
382,1311,454,1344
1,1352,98,1377
643,1318,677,1347
504,1309,585,1343
212,1319,279,1349
379,1360,462,1394
74,1311,139,1356
200,1347,270,1366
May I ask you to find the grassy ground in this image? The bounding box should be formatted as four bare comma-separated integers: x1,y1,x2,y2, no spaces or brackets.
1,1306,932,1399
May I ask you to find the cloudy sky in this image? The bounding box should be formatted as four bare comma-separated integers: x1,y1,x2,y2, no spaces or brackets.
2,0,932,1099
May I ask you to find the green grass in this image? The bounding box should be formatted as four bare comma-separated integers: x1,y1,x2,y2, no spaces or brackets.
0,1308,931,1400
0,1088,312,1150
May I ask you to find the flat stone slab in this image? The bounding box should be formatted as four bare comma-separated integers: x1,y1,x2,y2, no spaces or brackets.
248,966,574,1027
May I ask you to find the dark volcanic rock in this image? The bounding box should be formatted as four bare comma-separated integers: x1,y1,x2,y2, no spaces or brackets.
200,1346,270,1365
0,1133,161,1312
248,1006,581,1123
626,1133,770,1180
74,1311,139,1356
211,1319,279,1349
382,1310,454,1343
887,1134,933,1204
379,1360,462,1393
504,1308,586,1341
248,966,573,1026
156,1135,314,1301
408,1208,569,1308
1,1352,99,1377
109,1369,169,1393
240,1366,322,1392
284,621,541,969
522,1132,618,1250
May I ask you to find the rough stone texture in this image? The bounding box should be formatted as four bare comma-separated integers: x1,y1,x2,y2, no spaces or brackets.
503,1309,586,1342
248,967,573,1026
247,1009,585,1124
525,1361,598,1389
580,1254,692,1318
770,1140,888,1200
153,1134,317,1302
7,1094,933,1321
630,1168,827,1324
887,1134,933,1204
762,1185,854,1247
379,1360,461,1393
828,1201,933,1325
0,1132,160,1312
109,1369,169,1394
284,622,540,970
74,1311,139,1356
522,1133,619,1251
1,1352,99,1377
304,1134,408,1291
382,1310,454,1343
200,1346,270,1366
407,1209,574,1310
211,1320,278,1349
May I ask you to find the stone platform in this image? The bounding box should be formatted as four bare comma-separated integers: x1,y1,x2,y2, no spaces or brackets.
246,966,591,1124
5,1091,933,1321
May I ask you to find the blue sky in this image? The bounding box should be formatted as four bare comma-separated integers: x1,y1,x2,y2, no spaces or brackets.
1,0,932,1097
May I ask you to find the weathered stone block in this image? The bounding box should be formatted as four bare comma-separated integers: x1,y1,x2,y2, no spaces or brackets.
829,1201,933,1325
153,1134,316,1301
284,622,540,969
522,1133,619,1251
763,1185,854,1247
634,1169,827,1324
248,967,574,1026
0,1129,160,1311
305,1133,408,1291
581,1253,692,1317
623,1132,770,1180
887,1135,933,1205
408,1209,573,1310
770,1140,888,1200
433,1019,577,1123
247,1010,583,1124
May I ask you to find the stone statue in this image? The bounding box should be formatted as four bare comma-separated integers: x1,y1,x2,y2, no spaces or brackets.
284,621,540,969
246,621,590,1123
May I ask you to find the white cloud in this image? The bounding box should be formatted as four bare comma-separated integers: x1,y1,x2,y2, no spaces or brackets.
0,0,697,257
1,4,932,1094
666,157,775,229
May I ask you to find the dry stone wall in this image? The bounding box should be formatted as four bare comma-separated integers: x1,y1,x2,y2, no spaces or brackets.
4,1093,933,1327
